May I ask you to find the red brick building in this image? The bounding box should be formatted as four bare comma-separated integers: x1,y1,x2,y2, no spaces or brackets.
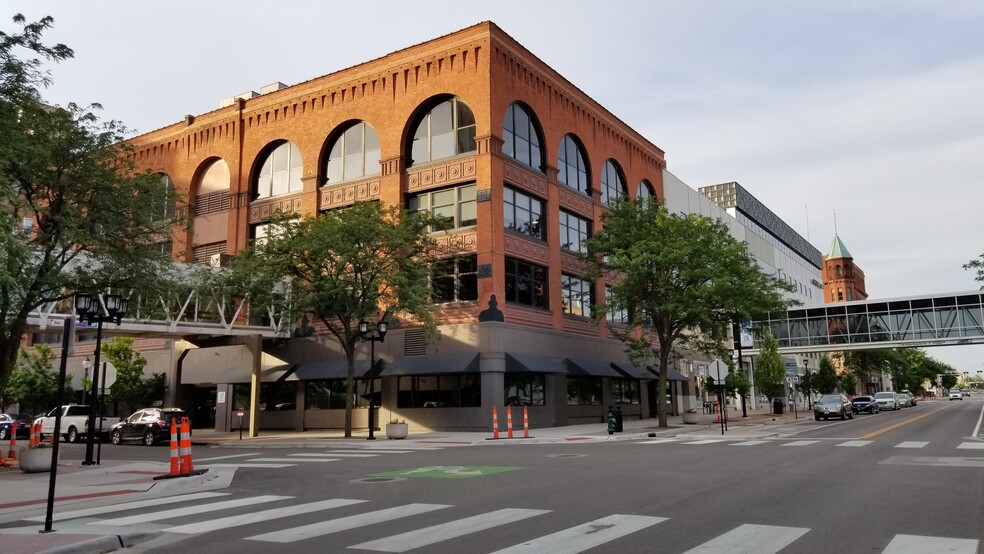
126,22,686,432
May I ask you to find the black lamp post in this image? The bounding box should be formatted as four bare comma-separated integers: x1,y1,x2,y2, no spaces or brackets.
803,358,812,410
75,292,128,465
81,356,90,404
358,319,387,440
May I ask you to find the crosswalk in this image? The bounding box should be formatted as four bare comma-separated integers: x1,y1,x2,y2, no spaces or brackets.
195,444,448,469
636,437,984,451
21,493,979,553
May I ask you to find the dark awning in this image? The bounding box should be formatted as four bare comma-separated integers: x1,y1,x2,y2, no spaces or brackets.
565,358,623,378
610,361,689,381
288,359,373,381
381,353,479,376
505,352,567,374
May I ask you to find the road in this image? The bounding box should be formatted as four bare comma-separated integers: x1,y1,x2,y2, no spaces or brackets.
5,398,983,553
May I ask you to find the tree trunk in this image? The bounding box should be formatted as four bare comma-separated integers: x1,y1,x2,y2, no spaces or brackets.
657,347,671,428
0,328,25,394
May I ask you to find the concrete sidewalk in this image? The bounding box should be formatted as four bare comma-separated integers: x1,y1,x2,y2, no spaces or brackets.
0,405,808,553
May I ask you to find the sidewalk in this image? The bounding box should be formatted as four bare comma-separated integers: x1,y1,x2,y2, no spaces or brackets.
0,405,807,553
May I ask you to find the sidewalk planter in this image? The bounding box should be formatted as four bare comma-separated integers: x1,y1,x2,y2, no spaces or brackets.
19,447,55,473
385,423,409,439
681,411,699,424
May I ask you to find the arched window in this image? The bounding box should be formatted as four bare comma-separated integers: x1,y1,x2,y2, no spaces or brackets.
835,265,843,278
409,97,476,166
637,180,654,199
325,122,380,185
557,134,588,194
600,160,626,206
255,142,303,200
502,103,543,171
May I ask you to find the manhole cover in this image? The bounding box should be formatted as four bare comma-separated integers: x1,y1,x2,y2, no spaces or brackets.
351,477,406,484
547,453,587,458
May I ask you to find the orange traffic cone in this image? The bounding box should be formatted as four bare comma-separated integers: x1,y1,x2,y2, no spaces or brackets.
523,405,530,438
179,417,193,473
169,419,180,476
492,406,499,439
506,406,514,438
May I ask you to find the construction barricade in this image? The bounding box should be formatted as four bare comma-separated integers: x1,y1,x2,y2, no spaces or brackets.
154,416,207,480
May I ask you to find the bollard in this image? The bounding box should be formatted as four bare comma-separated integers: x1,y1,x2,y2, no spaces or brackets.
492,405,499,439
506,406,514,438
8,421,17,460
523,405,530,438
169,419,180,476
179,417,193,473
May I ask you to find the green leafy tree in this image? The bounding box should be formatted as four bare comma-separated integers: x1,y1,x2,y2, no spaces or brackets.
585,198,795,427
3,344,73,414
724,368,752,410
200,202,443,437
941,372,958,391
963,253,984,285
796,368,817,399
814,356,839,394
753,332,786,402
839,371,857,396
0,14,180,395
102,337,161,414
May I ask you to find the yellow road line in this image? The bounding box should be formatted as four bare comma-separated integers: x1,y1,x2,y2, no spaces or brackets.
860,405,951,439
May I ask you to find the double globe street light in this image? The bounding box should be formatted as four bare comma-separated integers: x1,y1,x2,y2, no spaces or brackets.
358,319,387,440
74,292,128,466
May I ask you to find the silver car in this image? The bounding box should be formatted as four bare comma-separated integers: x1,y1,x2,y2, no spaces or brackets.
896,393,910,408
874,391,899,410
814,394,854,421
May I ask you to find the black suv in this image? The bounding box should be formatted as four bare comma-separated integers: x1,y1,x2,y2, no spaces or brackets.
850,395,880,414
110,408,188,446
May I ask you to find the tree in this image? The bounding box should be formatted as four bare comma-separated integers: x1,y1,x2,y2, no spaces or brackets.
3,343,73,414
201,202,443,437
724,367,751,410
753,332,786,403
963,253,984,285
102,337,161,414
941,372,958,391
814,356,839,394
0,14,179,395
585,198,795,427
839,371,857,396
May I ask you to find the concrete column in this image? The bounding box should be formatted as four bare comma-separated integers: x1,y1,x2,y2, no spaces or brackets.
245,334,262,437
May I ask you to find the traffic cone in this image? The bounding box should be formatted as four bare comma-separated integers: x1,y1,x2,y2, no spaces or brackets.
179,417,193,473
8,421,17,460
492,406,499,439
523,405,530,438
169,419,180,476
506,406,514,439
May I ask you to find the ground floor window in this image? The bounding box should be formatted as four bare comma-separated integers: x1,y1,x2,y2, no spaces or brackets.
305,379,380,409
611,379,640,405
567,377,602,405
397,374,481,408
504,373,546,406
232,382,295,411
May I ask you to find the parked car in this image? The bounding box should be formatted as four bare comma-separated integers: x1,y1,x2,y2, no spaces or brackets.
949,391,963,401
874,391,899,411
0,413,33,440
814,394,854,421
963,391,971,397
110,408,189,446
850,396,880,415
896,393,911,408
902,391,917,406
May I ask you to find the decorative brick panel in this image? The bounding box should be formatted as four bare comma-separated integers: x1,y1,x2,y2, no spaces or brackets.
433,231,478,254
503,162,548,198
559,252,587,274
249,194,304,224
504,233,549,265
558,187,593,219
406,157,477,192
319,178,381,210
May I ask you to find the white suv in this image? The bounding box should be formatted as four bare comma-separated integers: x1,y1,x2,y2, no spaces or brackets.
949,391,963,401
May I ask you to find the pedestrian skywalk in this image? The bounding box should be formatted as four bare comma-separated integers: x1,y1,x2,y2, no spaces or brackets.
19,492,981,553
636,437,984,451
194,443,449,469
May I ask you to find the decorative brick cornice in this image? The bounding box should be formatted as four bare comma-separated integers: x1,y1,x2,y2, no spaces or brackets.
406,157,477,192
248,193,304,224
380,156,403,176
320,178,380,210
557,186,593,218
433,231,478,254
559,252,587,274
476,134,502,157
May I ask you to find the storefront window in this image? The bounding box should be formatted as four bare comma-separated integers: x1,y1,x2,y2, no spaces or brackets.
504,373,545,406
611,379,640,405
305,379,380,409
567,377,602,405
396,374,481,408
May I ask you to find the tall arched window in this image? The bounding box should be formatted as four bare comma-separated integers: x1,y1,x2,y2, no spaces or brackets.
255,142,303,200
325,121,380,184
502,103,543,171
637,180,654,200
600,160,626,206
409,97,476,166
557,134,588,194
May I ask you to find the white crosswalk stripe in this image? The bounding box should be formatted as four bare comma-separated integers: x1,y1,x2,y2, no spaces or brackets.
894,441,929,449
246,503,451,543
165,498,367,534
288,453,379,458
489,514,667,553
730,440,771,446
638,438,680,444
24,492,229,522
882,534,979,553
684,439,729,445
88,495,291,526
248,457,341,463
837,440,873,447
348,508,551,552
782,440,820,447
956,442,984,449
200,463,294,468
681,523,810,554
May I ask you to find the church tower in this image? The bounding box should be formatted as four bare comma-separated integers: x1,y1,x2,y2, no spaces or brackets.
822,234,868,304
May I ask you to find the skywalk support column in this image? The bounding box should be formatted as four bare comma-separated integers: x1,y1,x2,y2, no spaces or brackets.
246,334,262,437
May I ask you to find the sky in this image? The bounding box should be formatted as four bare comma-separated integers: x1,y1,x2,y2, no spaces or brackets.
6,1,984,373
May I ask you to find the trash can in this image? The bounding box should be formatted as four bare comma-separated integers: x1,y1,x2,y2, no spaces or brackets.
773,399,784,415
607,407,624,434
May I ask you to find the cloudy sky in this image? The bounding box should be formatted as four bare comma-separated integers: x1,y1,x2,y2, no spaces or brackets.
7,1,984,373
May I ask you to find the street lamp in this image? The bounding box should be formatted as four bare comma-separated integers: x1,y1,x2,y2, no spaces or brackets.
803,358,812,410
81,356,90,404
358,319,388,440
75,292,128,465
